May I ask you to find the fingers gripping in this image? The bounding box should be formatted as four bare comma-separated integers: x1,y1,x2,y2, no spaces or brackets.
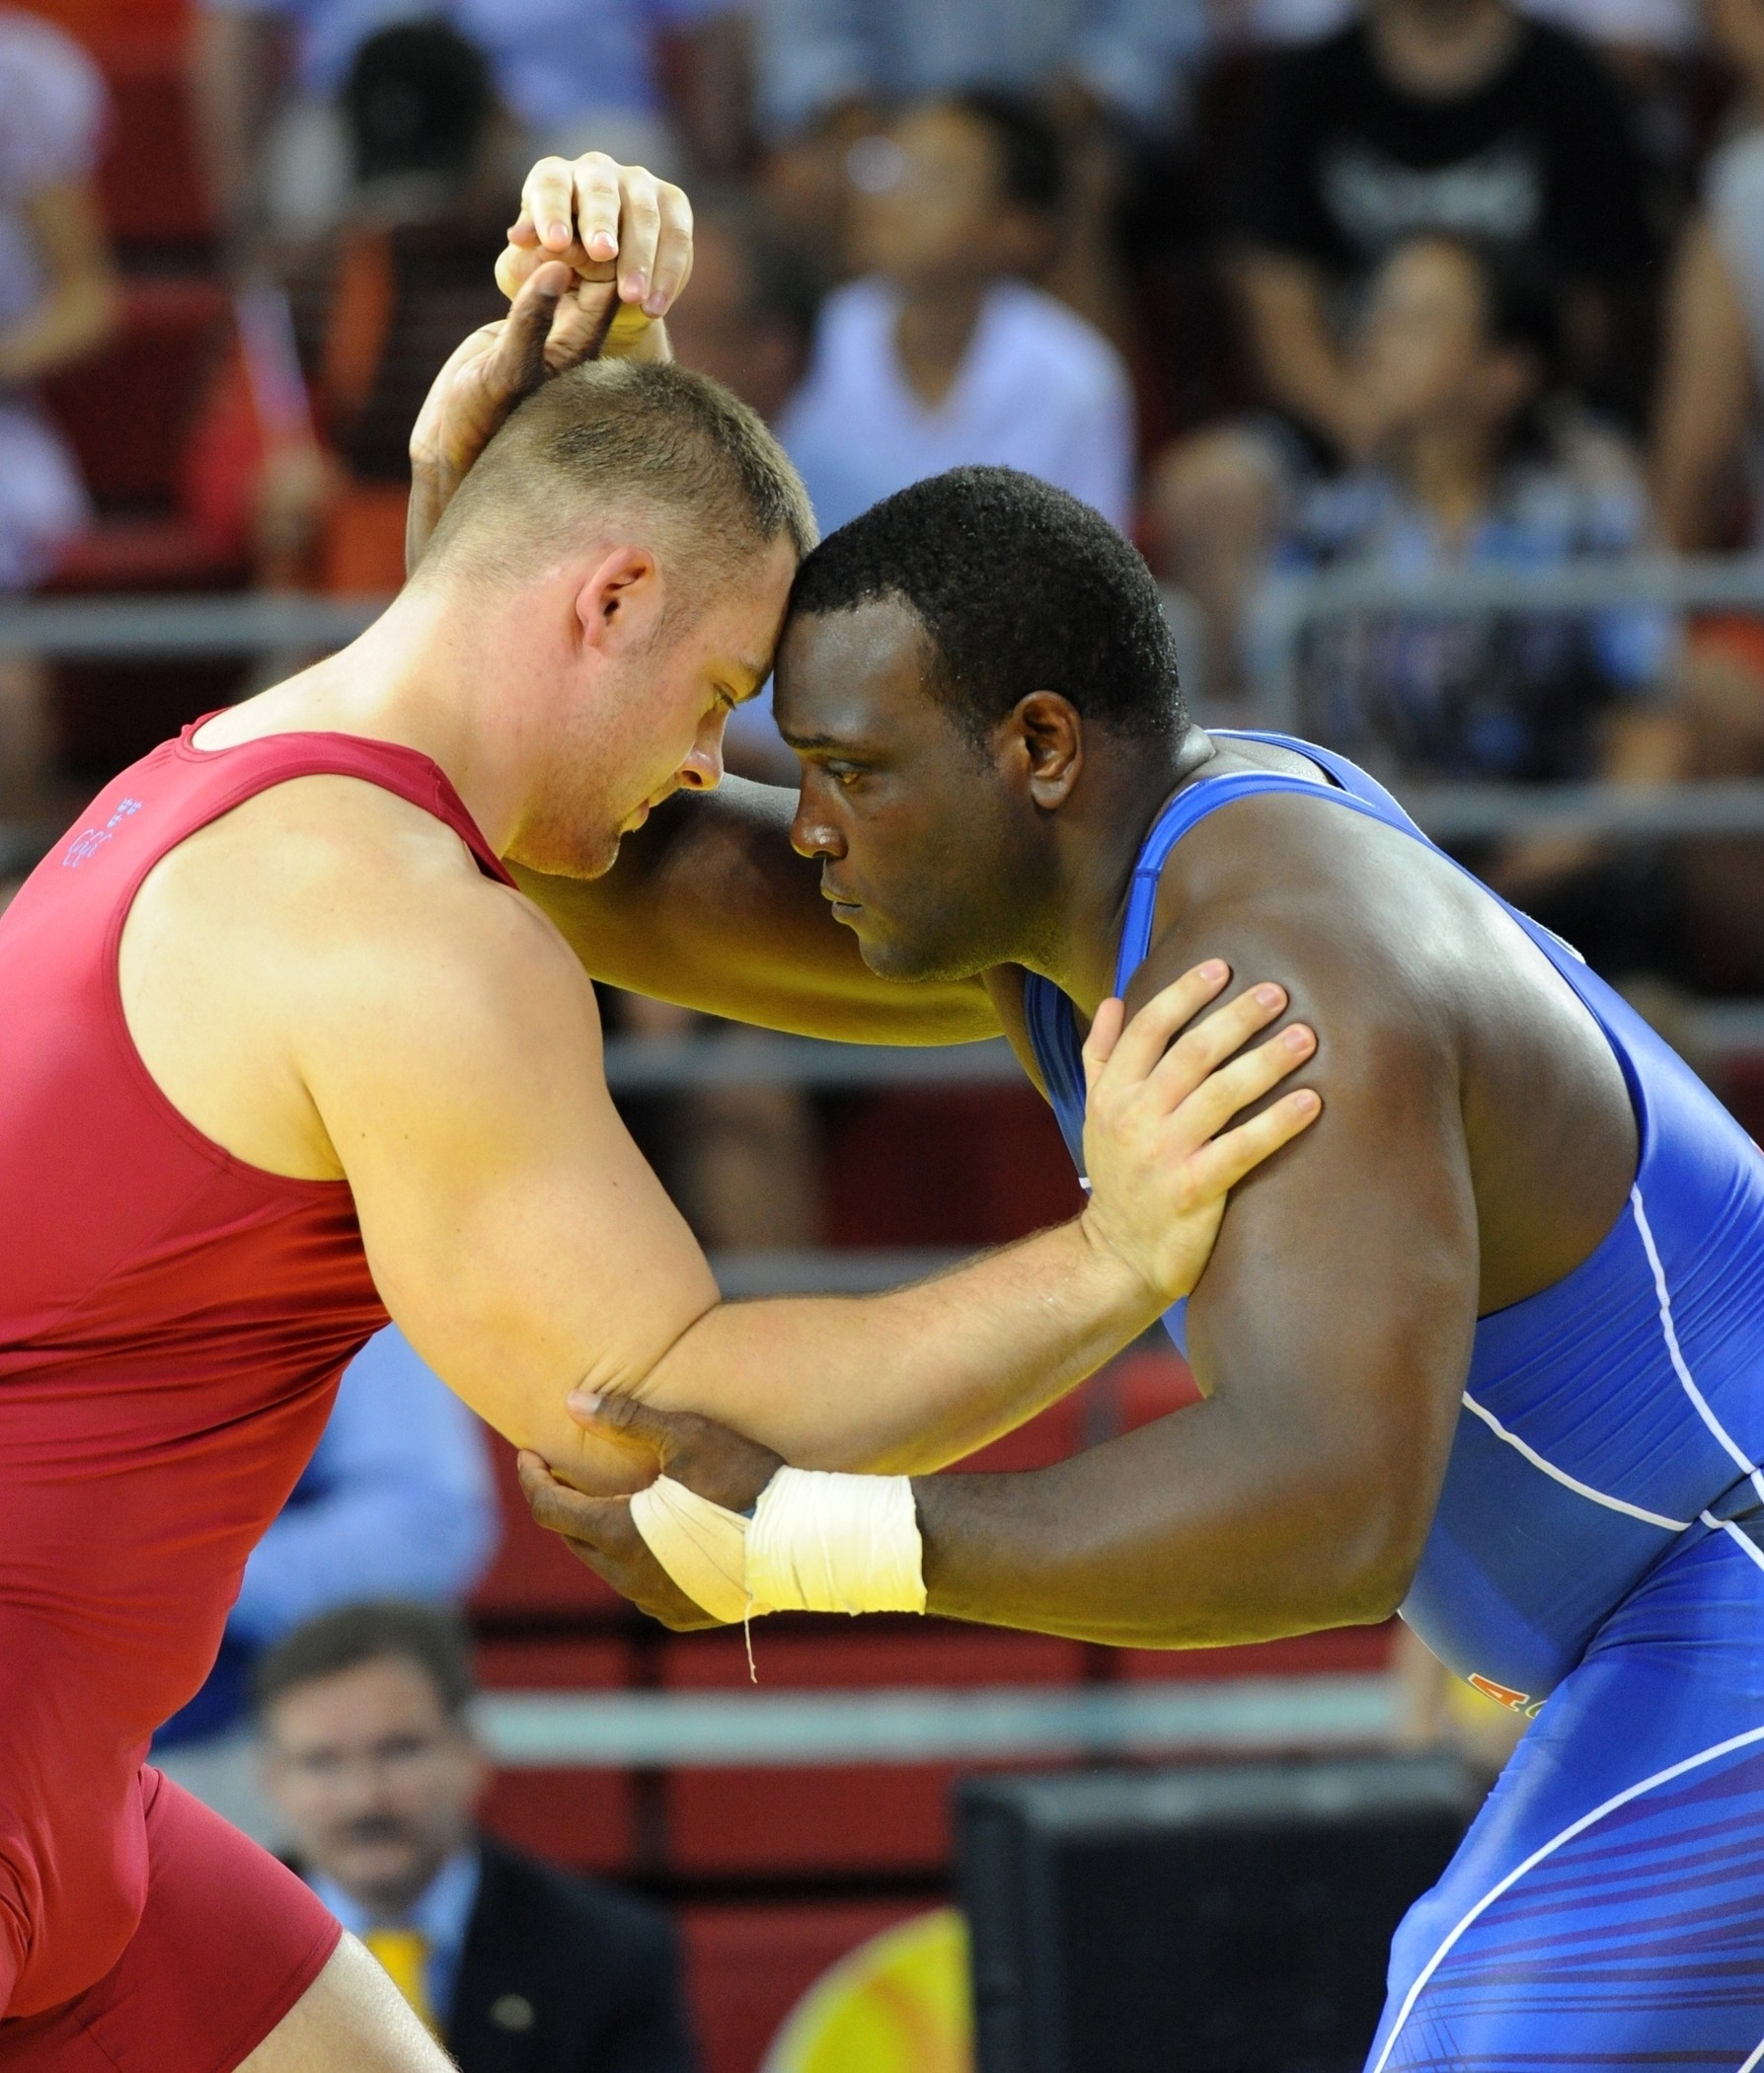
1164,1025,1318,1151
1146,981,1293,1112
1085,960,1229,1095
574,154,627,263
1188,1087,1323,1197
505,153,693,320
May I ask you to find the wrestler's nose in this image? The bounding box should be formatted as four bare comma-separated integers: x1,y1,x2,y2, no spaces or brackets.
790,791,843,861
677,718,726,793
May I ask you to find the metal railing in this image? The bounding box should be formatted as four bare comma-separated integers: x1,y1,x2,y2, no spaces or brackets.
1253,552,1764,735
474,1674,1398,1768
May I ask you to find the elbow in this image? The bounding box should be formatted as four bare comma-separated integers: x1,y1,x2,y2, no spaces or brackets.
1315,1477,1429,1627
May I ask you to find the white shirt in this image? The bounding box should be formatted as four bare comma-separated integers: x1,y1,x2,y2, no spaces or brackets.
778,275,1136,537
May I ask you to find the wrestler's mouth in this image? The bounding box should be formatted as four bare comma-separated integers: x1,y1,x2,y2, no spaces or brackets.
820,882,862,921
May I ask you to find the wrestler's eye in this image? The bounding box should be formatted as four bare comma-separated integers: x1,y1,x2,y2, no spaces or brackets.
827,764,863,788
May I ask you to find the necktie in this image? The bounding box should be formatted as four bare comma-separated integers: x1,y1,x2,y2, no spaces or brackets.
362,1926,436,2033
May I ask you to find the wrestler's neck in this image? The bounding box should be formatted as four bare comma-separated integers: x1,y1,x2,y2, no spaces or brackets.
192,584,553,858
1023,726,1216,1018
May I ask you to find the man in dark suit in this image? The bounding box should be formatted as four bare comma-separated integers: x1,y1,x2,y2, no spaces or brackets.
255,1600,696,2073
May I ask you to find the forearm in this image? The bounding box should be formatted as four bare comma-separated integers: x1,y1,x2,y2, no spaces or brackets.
0,184,117,385
1233,253,1355,451
626,1216,1165,1474
912,1396,1416,1646
513,789,999,1041
0,276,114,384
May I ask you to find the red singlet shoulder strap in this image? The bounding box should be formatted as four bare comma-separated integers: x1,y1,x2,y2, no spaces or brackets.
171,717,516,887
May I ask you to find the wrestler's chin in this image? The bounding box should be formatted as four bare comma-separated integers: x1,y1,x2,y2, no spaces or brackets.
507,821,627,882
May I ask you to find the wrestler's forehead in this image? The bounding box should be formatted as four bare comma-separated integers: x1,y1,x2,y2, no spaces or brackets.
775,596,938,742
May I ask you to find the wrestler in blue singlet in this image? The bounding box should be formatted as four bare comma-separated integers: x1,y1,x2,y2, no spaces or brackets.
1024,732,1764,2068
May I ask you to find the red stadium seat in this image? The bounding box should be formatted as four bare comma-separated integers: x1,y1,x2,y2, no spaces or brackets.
89,35,214,252
20,0,188,41
824,1088,1083,1247
1110,1345,1203,1426
475,1636,633,1690
683,1901,927,2073
479,1768,636,1876
953,1388,1088,1473
667,1763,960,1878
40,278,229,517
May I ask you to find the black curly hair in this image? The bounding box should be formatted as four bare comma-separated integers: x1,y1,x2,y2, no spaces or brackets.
788,465,1186,746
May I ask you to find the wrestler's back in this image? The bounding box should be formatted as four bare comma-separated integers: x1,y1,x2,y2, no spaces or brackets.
0,723,502,2015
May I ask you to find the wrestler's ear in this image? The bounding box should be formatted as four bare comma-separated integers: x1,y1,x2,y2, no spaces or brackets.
574,544,663,653
1014,690,1083,809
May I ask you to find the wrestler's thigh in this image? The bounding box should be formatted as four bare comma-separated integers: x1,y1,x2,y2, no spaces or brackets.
238,1936,455,2073
1368,1528,1764,2072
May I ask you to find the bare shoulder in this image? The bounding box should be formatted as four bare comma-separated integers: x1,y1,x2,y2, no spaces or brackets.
142,772,575,984
1136,784,1476,1060
119,772,599,1180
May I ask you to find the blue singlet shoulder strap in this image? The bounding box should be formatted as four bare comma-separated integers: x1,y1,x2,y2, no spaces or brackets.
1112,729,1428,995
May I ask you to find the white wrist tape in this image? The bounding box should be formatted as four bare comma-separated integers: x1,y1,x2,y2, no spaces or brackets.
628,1467,926,1624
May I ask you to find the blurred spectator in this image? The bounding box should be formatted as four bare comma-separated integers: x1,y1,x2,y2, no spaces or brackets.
1225,0,1698,59
777,91,1136,535
1653,0,1764,555
193,0,743,244
0,9,117,813
258,1601,696,2072
1153,0,1656,695
154,1327,499,1836
665,188,823,434
267,21,514,592
1645,0,1764,990
753,0,1207,143
1264,233,1666,800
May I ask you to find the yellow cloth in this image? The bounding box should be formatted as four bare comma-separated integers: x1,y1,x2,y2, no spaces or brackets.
362,1926,436,2032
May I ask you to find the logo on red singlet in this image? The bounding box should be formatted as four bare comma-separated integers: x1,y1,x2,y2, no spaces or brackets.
62,797,142,869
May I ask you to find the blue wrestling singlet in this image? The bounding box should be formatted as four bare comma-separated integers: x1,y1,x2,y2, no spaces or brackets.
1022,732,1764,2068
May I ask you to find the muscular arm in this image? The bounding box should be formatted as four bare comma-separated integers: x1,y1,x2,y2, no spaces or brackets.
277,814,1313,1490
511,784,999,1042
913,816,1477,1642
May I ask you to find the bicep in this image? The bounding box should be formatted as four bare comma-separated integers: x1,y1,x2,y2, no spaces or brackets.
300,900,719,1470
1156,934,1478,1554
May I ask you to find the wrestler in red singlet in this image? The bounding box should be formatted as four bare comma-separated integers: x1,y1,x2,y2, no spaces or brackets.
0,722,512,2062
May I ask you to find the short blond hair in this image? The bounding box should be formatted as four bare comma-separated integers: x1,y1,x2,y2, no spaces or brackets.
419,357,817,600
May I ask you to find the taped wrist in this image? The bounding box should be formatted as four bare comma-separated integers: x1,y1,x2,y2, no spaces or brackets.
628,1466,926,1623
